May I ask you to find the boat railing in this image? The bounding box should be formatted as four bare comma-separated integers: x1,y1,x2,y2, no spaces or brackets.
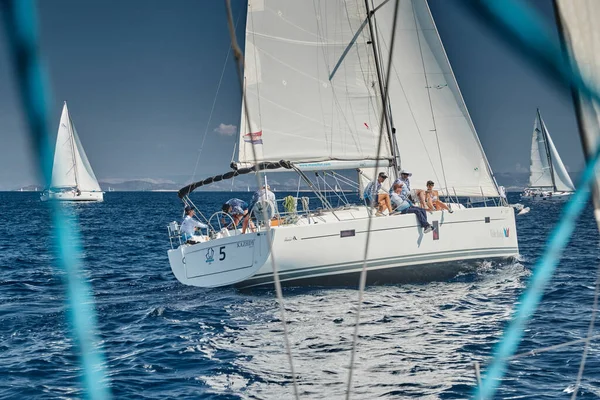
167,221,183,249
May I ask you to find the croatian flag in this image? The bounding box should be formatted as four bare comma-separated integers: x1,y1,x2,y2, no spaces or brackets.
243,130,263,144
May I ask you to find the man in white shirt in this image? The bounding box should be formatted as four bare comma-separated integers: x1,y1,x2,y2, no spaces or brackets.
180,206,208,241
363,172,393,216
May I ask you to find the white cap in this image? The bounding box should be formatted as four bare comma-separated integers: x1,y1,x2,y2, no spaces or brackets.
399,169,412,177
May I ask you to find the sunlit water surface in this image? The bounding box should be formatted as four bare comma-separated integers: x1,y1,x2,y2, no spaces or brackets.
1,192,599,399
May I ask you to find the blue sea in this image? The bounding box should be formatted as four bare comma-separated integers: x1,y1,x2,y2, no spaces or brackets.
1,191,599,399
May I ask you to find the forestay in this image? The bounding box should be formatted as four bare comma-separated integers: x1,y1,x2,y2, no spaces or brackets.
371,0,499,197
50,103,101,192
236,0,393,167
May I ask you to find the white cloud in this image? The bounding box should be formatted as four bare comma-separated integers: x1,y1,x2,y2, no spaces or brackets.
515,162,528,173
214,123,237,136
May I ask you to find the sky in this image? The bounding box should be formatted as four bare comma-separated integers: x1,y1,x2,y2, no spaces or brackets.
0,0,585,190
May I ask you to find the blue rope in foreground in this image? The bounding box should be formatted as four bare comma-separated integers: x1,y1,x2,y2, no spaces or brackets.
462,0,600,398
0,1,111,399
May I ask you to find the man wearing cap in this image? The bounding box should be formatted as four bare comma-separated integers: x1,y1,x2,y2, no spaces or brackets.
180,206,209,242
392,169,428,209
363,172,393,216
390,182,435,233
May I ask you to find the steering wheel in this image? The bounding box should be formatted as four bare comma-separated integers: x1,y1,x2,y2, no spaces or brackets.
208,211,239,235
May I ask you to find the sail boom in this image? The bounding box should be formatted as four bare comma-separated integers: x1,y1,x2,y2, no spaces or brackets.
236,159,392,172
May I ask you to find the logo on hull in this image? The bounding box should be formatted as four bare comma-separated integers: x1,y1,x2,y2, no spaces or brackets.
490,227,511,238
205,248,215,264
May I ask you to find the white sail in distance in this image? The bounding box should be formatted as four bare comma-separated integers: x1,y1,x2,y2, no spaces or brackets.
529,111,575,191
50,103,101,192
370,0,499,197
237,0,393,168
529,112,553,188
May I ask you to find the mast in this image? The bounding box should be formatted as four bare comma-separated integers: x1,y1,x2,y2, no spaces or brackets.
538,108,556,190
364,0,398,178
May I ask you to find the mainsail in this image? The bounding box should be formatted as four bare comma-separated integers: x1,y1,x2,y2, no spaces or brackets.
237,0,393,167
529,110,575,192
50,103,101,192
235,0,500,197
371,0,499,197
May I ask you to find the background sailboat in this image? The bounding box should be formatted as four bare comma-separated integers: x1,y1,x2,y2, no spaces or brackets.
522,109,575,201
40,102,103,202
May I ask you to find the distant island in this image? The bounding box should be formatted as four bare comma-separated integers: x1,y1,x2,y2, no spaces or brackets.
10,171,576,193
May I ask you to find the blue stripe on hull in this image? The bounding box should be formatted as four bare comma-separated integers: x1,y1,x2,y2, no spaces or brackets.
237,247,518,288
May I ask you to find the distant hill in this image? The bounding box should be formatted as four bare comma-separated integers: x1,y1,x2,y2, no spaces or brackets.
493,172,530,192
10,171,580,193
100,180,180,192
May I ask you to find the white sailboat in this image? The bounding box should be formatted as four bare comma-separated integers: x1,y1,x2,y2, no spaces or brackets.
521,109,575,202
167,0,518,288
40,102,103,202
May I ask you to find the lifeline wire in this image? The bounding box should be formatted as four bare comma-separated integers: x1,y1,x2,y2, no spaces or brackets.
461,2,600,397
345,1,400,398
224,1,300,398
0,1,110,399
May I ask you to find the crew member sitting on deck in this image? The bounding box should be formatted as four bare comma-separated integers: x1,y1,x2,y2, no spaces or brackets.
221,198,253,233
180,205,208,242
425,180,453,213
391,169,428,209
363,172,393,216
390,182,434,233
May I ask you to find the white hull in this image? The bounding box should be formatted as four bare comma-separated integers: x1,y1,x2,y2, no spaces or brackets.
521,191,573,202
168,206,518,288
40,191,104,202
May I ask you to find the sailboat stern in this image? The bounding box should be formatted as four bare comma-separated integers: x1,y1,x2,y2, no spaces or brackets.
168,231,269,288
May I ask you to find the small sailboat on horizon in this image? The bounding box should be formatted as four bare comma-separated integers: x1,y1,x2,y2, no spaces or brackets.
40,102,104,202
522,109,575,202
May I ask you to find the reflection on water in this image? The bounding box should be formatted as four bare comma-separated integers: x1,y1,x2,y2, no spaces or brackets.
199,262,529,398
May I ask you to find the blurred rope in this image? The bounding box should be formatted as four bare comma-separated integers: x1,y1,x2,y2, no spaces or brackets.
461,1,600,399
0,1,110,399
224,1,299,398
